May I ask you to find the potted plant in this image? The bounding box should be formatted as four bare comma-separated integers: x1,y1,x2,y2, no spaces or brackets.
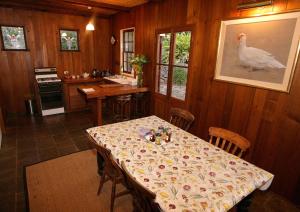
130,54,148,87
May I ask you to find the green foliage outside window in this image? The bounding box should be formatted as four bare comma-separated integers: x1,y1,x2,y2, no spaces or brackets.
173,67,187,86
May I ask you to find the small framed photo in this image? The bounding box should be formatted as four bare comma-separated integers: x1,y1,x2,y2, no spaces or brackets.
59,29,79,51
0,25,28,50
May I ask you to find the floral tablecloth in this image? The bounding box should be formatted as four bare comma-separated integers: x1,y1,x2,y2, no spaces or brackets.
87,116,274,212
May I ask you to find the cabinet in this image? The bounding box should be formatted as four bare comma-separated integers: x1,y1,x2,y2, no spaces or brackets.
63,78,104,112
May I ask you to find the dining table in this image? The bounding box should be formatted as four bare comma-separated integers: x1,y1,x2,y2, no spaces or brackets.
86,116,274,212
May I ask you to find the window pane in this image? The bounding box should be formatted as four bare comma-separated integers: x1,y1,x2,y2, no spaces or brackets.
173,31,191,67
125,32,129,41
128,32,133,41
157,33,171,64
125,43,129,51
128,42,133,52
171,66,187,100
157,65,168,95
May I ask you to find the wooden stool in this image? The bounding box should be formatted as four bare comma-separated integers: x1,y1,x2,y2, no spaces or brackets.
112,95,132,122
132,93,147,118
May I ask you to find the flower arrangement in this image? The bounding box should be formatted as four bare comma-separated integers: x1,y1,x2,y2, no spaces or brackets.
130,54,148,87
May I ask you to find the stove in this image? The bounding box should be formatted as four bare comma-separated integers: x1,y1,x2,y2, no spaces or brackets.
35,67,65,116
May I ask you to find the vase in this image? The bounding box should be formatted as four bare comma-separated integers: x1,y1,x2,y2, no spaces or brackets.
137,73,143,87
134,65,143,87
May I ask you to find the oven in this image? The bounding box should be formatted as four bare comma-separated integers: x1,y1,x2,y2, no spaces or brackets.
35,67,65,116
38,82,64,110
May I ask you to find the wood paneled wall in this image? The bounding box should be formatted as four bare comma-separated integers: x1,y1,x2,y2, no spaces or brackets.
112,0,300,205
0,7,112,113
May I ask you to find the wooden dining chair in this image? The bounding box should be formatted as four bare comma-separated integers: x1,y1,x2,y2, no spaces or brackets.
112,94,132,122
169,107,195,131
87,136,130,212
121,161,162,212
208,127,251,158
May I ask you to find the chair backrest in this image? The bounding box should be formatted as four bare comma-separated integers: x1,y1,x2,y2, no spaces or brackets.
121,162,161,212
208,127,250,158
87,134,121,177
116,94,131,102
169,107,195,131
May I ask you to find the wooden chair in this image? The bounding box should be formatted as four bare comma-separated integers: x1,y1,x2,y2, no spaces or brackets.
132,93,148,118
169,107,195,131
88,136,130,212
121,161,162,212
112,95,132,122
208,127,251,158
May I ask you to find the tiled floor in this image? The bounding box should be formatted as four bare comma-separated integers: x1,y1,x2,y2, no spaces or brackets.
0,111,299,212
0,111,95,212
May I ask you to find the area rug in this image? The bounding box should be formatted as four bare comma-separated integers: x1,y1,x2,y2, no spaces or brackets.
25,149,132,212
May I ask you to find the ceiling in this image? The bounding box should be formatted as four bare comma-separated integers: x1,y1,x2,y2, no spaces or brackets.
0,0,152,18
90,0,149,7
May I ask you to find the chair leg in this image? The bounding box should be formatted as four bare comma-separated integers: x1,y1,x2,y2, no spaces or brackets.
97,174,106,195
110,179,116,212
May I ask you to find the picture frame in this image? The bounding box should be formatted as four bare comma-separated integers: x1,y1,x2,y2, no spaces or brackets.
0,25,28,51
59,29,79,51
215,12,300,92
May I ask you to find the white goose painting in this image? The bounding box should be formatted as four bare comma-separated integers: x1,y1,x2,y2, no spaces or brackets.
215,12,300,92
237,33,286,71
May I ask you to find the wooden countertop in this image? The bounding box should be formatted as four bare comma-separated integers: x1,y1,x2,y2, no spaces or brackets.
78,84,149,99
63,77,103,84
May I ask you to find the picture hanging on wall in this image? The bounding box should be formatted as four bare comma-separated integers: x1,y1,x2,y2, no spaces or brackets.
0,25,28,50
215,12,300,92
59,29,79,51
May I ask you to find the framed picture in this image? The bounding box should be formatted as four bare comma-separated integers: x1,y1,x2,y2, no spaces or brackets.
215,12,300,92
59,29,79,51
0,25,28,50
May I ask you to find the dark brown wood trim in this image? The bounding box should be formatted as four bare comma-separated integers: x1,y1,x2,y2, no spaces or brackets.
0,107,6,135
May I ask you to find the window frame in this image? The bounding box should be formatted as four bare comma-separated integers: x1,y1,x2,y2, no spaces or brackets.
120,27,135,77
154,26,193,103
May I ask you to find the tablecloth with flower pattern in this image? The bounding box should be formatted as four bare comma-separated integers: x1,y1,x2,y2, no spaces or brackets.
87,116,274,212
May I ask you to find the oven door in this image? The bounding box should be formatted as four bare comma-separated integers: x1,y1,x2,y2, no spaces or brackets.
39,83,64,110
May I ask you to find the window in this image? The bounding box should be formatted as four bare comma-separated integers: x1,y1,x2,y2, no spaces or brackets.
121,28,135,75
156,29,192,101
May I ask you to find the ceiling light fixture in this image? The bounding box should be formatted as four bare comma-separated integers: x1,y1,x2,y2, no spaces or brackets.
88,6,92,10
86,23,95,31
237,0,273,10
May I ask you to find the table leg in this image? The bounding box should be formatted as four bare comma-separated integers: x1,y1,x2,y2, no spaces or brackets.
96,97,103,126
237,193,253,211
90,97,104,126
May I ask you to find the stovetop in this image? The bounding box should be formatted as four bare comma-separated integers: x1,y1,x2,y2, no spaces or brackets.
37,77,61,83
35,67,62,84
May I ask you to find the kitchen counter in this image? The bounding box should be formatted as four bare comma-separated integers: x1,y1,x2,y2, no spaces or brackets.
63,77,104,84
104,75,137,85
63,77,106,112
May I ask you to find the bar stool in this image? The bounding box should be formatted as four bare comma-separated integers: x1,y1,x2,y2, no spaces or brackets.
112,94,132,122
132,93,147,118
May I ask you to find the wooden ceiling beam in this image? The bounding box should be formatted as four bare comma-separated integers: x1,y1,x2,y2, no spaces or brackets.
0,1,111,18
61,0,130,12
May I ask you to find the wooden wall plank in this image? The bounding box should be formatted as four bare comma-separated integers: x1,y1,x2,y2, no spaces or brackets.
0,7,112,113
111,0,300,205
